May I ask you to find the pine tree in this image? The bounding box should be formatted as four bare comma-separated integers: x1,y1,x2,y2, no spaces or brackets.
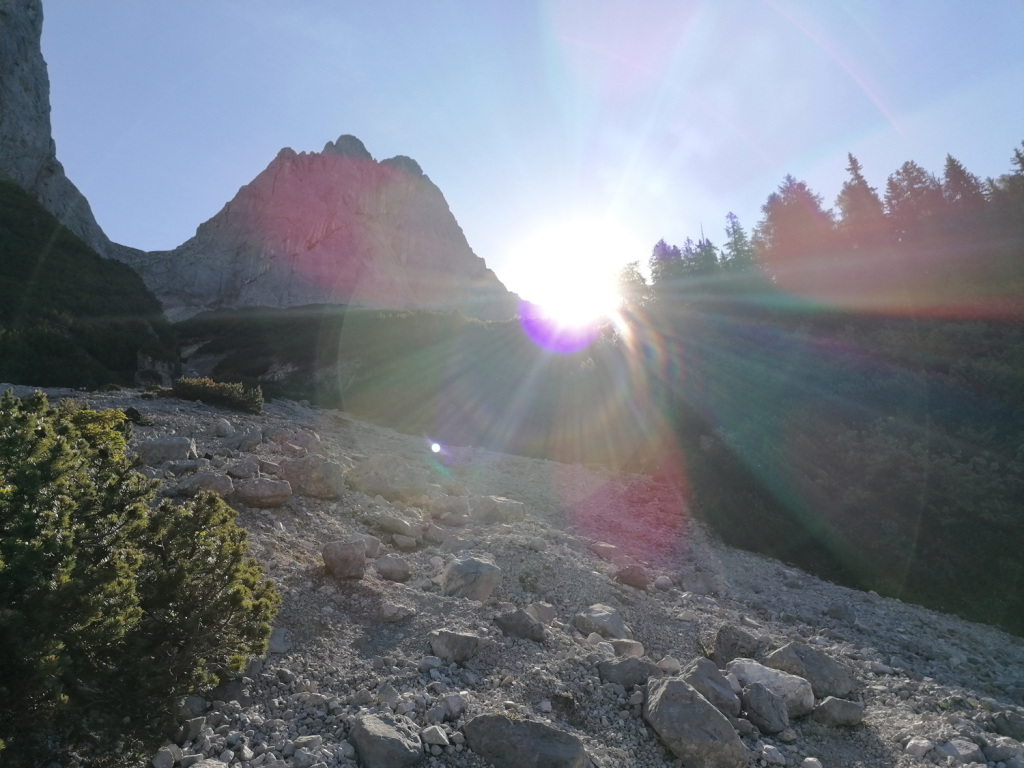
835,154,886,249
884,160,944,244
721,212,755,271
0,392,279,765
753,175,835,264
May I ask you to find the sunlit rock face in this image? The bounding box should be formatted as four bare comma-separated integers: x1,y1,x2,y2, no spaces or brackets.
127,136,518,321
0,0,126,260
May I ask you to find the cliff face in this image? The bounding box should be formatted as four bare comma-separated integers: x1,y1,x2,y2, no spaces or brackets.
127,136,517,321
0,0,118,259
2,0,516,321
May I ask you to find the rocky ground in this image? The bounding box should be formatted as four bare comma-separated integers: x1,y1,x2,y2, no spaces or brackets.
8,384,1024,768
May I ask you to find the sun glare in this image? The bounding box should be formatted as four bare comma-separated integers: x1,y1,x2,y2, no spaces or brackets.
508,218,639,327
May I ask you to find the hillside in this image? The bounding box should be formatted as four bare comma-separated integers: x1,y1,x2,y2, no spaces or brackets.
6,383,1023,768
0,179,174,387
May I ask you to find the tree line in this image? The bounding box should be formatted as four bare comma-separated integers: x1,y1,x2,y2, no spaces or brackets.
614,142,1024,634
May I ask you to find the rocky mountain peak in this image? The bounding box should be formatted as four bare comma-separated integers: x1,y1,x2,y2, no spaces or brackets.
121,137,518,322
324,134,374,161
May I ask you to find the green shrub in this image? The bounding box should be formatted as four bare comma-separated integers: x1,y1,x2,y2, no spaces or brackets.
171,376,264,414
0,391,279,765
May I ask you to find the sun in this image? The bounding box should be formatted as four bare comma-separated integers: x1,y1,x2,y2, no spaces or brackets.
507,217,640,327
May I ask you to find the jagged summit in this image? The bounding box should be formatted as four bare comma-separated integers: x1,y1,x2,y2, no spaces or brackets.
120,136,517,321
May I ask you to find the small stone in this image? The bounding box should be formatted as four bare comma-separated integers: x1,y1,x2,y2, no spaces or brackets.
428,629,480,662
572,603,632,639
654,575,673,590
420,725,449,746
495,608,546,642
762,744,786,765
812,696,865,727
904,736,935,757
376,554,411,582
323,539,366,579
656,656,682,675
614,563,650,589
610,638,645,657
441,555,502,601
800,760,823,768
151,747,175,768
392,533,418,550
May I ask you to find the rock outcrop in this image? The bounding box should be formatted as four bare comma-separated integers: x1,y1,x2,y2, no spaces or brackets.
0,0,129,260
120,136,518,321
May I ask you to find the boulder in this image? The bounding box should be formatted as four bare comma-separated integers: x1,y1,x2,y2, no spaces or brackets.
323,539,366,579
377,513,418,538
764,642,856,698
614,564,650,590
441,555,502,602
742,682,789,734
643,678,748,768
464,714,587,768
681,657,741,717
597,657,662,688
136,437,197,465
225,459,260,479
712,624,762,667
572,603,632,640
469,495,526,523
376,554,411,582
428,629,480,663
610,639,645,657
392,533,418,551
170,472,233,498
995,710,1024,741
279,454,346,498
727,659,814,718
231,478,292,507
495,609,546,642
812,696,865,727
934,738,985,764
983,736,1024,762
354,533,382,558
349,713,421,768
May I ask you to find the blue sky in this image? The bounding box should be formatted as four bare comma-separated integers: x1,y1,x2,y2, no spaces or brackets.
41,1,1024,303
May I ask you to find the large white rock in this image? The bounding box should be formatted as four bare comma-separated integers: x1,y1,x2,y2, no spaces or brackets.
726,658,815,718
643,678,748,768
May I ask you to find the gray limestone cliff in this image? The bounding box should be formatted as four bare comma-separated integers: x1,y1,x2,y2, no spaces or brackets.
125,136,519,321
0,0,128,260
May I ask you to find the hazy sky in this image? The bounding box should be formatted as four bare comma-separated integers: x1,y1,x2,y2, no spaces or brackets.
41,1,1024,303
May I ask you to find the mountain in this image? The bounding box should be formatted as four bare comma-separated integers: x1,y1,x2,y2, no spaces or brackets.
1,0,517,323
122,136,518,322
